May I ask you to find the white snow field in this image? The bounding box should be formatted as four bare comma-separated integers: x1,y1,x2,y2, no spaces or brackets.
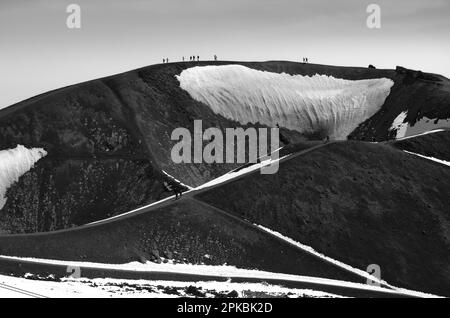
0,145,47,209
177,65,394,140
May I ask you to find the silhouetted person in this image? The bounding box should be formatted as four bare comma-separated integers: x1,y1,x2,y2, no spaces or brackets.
174,185,183,199
160,180,184,200
163,58,165,63
182,56,185,62
166,58,169,63
214,54,217,61
197,55,200,61
324,135,330,143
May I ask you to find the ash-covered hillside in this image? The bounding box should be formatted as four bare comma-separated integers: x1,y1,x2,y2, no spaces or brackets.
197,140,450,295
0,61,448,234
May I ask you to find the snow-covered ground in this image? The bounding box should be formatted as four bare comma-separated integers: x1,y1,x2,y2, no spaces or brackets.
0,145,47,209
404,151,450,167
0,273,344,298
162,170,194,190
390,111,450,139
177,65,393,140
0,254,437,298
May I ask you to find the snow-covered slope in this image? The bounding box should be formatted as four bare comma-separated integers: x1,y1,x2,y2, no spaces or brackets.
0,274,342,298
0,145,47,209
177,65,394,140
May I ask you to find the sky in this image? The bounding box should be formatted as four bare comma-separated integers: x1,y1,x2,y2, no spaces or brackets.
0,0,449,109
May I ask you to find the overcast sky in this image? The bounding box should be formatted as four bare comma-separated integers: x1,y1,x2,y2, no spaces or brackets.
1,0,449,108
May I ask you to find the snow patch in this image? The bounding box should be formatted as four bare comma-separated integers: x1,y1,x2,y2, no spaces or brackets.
162,170,194,190
390,111,408,138
0,145,47,209
177,65,394,140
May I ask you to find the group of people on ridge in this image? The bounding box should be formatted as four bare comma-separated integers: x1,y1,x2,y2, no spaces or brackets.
163,55,219,64
160,179,184,200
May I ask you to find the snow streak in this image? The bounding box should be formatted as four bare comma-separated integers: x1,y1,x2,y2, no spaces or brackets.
0,145,47,209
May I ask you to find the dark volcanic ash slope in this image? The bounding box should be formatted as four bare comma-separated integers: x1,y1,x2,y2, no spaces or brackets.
196,141,450,296
0,61,448,233
0,64,293,233
0,197,361,284
0,81,165,234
